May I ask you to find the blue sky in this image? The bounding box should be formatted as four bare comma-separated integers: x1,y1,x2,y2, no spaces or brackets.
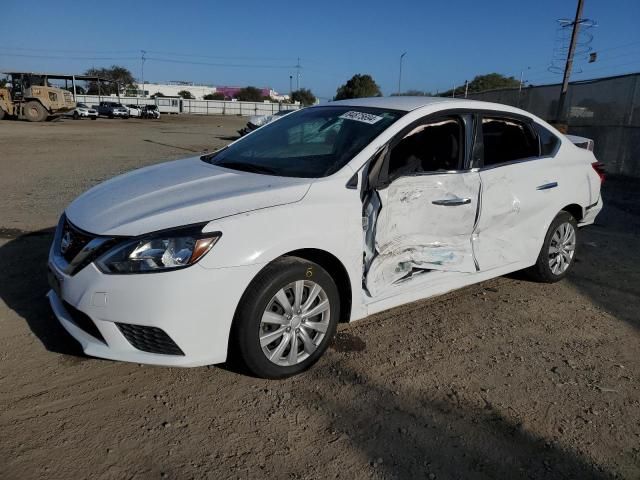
3,0,639,99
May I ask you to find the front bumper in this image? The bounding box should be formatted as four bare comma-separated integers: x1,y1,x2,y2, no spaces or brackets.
47,241,264,367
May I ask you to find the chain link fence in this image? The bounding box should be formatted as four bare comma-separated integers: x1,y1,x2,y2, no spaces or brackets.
467,73,640,177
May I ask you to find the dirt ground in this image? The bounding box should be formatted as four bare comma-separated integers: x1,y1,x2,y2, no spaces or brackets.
0,115,638,480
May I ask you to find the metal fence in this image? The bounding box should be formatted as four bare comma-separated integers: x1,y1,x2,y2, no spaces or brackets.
74,95,300,117
467,73,640,177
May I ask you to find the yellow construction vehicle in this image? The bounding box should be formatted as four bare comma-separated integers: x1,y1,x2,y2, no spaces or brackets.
0,72,76,122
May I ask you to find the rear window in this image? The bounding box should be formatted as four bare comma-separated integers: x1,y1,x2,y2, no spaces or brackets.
482,117,538,166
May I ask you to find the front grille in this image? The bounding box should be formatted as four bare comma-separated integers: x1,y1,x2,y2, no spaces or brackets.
56,216,118,276
116,323,184,356
59,218,95,263
63,301,106,344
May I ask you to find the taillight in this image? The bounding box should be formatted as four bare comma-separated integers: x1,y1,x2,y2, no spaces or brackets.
592,162,605,183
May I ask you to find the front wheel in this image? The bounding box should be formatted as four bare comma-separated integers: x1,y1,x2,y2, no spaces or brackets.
73,111,80,120
231,257,340,378
23,101,47,122
526,211,578,283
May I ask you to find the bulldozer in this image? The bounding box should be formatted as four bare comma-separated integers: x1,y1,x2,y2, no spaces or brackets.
0,72,76,122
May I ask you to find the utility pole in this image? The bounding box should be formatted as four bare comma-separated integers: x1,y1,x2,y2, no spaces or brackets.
398,52,407,95
451,84,455,98
141,50,147,97
519,66,531,106
464,80,469,98
556,0,585,123
289,75,293,100
295,57,301,91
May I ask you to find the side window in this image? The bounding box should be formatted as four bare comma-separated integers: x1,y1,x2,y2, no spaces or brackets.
387,117,463,182
482,117,538,166
534,123,560,156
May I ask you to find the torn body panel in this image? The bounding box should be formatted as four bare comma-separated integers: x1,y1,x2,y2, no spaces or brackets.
474,158,563,270
363,173,481,297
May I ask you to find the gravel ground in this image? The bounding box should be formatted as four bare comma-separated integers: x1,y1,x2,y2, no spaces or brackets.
0,115,638,480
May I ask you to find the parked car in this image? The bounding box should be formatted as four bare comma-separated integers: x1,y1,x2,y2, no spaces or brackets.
239,109,295,136
126,104,143,118
95,101,129,119
47,97,603,379
66,103,98,120
141,104,160,119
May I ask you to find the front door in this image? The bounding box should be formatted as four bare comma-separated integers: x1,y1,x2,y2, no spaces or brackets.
364,115,480,297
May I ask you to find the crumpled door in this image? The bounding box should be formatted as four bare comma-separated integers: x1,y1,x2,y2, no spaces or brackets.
364,172,481,297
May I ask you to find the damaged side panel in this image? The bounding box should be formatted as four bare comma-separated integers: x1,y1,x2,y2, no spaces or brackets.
363,173,481,297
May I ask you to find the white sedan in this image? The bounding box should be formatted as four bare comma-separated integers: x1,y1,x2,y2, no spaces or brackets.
47,97,604,378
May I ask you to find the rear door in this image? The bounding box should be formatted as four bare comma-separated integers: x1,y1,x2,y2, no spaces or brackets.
474,114,564,270
364,114,480,297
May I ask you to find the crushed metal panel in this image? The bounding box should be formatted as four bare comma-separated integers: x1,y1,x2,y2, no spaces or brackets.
364,174,480,297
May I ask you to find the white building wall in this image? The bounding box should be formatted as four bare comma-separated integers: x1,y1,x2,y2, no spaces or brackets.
134,83,217,100
75,94,301,116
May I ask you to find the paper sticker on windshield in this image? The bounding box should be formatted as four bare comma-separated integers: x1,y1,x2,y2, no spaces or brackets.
339,111,383,124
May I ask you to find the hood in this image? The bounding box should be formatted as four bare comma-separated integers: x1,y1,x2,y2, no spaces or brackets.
65,156,312,236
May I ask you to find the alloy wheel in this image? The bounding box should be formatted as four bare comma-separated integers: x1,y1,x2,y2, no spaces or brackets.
548,221,576,275
259,280,330,366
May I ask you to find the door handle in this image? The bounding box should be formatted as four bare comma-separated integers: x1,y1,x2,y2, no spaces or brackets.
432,197,471,206
536,182,558,190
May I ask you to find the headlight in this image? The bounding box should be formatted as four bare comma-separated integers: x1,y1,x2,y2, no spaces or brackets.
96,226,221,274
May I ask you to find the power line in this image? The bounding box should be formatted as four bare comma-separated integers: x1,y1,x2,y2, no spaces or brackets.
3,46,139,54
0,52,139,61
146,57,296,69
145,50,295,62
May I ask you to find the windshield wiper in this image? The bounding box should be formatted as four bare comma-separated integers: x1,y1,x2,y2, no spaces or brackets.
215,161,278,175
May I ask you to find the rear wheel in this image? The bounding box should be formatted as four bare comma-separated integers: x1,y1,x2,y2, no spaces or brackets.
23,101,47,122
231,257,340,378
73,111,80,120
90,116,97,120
527,211,578,283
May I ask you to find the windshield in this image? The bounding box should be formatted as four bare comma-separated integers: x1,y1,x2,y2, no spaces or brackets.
204,106,403,178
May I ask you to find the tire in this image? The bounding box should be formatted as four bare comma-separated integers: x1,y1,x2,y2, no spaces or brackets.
73,111,80,120
0,108,5,120
90,116,97,120
526,211,578,283
109,113,114,119
231,256,340,379
23,101,47,122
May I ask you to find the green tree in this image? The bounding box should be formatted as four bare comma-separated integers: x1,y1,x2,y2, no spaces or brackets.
335,74,382,100
203,92,225,100
290,88,316,106
84,65,136,94
440,73,521,97
151,92,165,98
0,77,7,88
236,86,266,102
177,90,195,99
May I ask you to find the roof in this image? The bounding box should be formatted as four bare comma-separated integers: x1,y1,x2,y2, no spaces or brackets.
1,72,117,83
327,96,476,112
